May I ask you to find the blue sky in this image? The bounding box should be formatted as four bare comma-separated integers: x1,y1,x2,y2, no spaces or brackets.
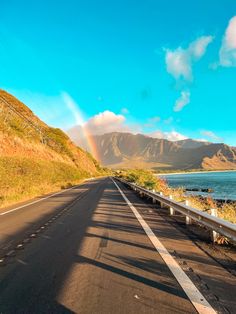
0,0,236,145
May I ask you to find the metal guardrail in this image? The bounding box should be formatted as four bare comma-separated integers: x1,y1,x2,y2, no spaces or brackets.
0,94,59,147
0,94,44,136
115,177,236,243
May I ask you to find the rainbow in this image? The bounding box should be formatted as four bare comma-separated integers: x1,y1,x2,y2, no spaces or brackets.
82,126,100,161
62,92,100,161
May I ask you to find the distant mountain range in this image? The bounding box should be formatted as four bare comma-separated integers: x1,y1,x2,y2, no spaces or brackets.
67,130,236,170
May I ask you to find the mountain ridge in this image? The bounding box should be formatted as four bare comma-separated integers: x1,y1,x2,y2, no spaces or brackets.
68,131,236,170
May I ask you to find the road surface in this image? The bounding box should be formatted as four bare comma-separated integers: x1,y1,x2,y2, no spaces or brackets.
0,177,235,313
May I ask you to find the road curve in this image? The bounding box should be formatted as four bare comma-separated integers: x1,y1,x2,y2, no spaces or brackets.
0,177,235,313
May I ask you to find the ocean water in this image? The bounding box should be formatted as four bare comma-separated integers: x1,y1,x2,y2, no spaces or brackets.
158,171,236,201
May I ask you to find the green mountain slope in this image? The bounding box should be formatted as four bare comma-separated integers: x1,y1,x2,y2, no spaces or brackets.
0,90,102,207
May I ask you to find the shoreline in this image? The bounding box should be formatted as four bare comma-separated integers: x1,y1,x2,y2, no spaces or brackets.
155,169,236,176
155,169,236,202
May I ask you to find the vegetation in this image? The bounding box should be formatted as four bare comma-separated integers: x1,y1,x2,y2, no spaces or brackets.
0,156,91,207
45,127,75,158
0,89,235,225
117,169,236,224
0,89,109,208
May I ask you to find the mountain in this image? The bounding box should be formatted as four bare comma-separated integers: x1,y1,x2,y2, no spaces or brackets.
0,90,102,208
84,132,236,170
173,139,210,149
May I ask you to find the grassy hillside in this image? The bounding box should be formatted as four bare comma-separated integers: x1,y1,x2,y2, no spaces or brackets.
0,90,105,208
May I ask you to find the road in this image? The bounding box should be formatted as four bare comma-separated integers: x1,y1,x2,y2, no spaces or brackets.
0,177,235,313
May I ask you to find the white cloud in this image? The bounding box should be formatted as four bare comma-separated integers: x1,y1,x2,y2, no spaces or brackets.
121,107,129,114
189,36,214,59
8,90,131,136
84,110,130,135
163,117,173,124
201,130,223,142
196,138,208,142
219,16,236,67
165,47,192,80
165,36,213,81
143,116,161,128
149,116,161,123
149,130,188,141
174,90,190,112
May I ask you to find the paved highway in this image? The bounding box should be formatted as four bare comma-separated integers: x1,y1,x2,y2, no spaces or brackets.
0,177,235,313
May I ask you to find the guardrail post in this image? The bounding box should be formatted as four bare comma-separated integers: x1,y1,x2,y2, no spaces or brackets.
210,208,219,242
160,192,164,208
185,200,192,225
114,177,236,243
152,189,156,203
169,195,175,215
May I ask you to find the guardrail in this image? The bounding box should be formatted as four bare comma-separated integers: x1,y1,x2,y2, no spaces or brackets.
115,177,236,244
0,94,60,147
0,94,44,138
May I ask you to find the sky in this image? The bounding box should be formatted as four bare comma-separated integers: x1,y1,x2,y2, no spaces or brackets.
0,0,236,145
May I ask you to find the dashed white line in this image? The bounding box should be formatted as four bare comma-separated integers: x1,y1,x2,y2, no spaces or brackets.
16,259,28,265
112,178,217,314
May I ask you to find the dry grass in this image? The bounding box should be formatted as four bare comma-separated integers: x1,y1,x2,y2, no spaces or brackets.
0,89,100,174
0,90,109,208
218,202,236,223
0,156,92,208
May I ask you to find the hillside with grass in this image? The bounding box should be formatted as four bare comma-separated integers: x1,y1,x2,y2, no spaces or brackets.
0,90,104,208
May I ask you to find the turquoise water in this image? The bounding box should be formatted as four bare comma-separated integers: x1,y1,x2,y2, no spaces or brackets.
159,171,236,201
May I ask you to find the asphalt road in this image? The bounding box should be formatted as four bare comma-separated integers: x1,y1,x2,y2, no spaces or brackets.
0,177,235,314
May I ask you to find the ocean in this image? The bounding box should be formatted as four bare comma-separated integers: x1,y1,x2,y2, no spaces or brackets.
158,171,236,201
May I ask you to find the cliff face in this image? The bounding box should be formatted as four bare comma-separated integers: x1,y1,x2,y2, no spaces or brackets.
90,132,236,170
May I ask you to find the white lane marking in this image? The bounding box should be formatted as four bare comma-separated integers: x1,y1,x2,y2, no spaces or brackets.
111,178,216,314
16,259,28,265
0,186,77,216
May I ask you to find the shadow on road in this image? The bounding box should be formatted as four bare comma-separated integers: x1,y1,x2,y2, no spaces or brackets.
0,178,235,313
0,179,103,313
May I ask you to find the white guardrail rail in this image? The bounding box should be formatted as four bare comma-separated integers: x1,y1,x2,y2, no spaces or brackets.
115,177,236,243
